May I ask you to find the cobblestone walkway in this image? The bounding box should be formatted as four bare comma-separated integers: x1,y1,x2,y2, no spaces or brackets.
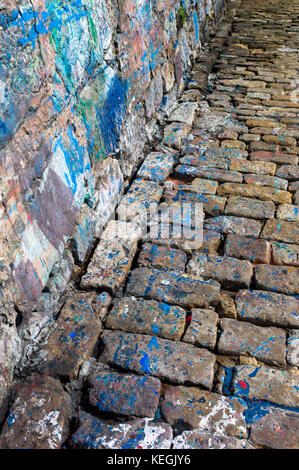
1,0,299,449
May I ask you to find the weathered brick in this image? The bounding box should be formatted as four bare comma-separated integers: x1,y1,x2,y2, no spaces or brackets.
126,267,220,308
287,330,299,367
183,309,218,350
217,182,292,204
137,152,174,183
236,289,299,328
229,159,276,175
272,241,299,266
40,294,102,379
105,297,186,341
71,411,172,449
232,365,299,408
81,220,141,292
277,204,299,222
218,318,286,366
100,330,216,389
188,254,253,290
250,408,299,449
173,431,252,449
261,219,299,244
225,196,275,219
204,216,262,237
137,243,187,272
0,376,71,449
225,234,271,263
255,264,299,296
88,371,161,418
161,386,247,438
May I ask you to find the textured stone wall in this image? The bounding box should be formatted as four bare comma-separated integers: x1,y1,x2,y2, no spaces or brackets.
0,0,227,408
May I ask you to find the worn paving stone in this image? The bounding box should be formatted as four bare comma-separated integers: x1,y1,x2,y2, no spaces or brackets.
173,431,252,449
276,165,299,181
105,297,186,341
250,408,299,449
287,330,299,367
182,309,218,350
232,365,299,408
71,411,173,449
81,220,141,292
217,182,292,204
203,216,262,237
272,241,299,267
0,375,71,449
204,147,248,159
40,294,102,379
225,234,271,263
100,330,215,389
161,386,247,438
137,243,187,272
243,173,288,190
175,165,243,183
162,123,191,149
180,154,229,170
261,219,299,244
187,254,253,290
218,318,286,366
168,102,198,126
255,264,299,296
117,179,163,225
229,159,276,175
225,196,275,219
277,204,299,222
236,289,299,328
164,190,226,217
126,267,220,309
137,152,175,183
88,371,161,418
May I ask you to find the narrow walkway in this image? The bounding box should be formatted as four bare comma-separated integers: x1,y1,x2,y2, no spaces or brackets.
1,0,299,449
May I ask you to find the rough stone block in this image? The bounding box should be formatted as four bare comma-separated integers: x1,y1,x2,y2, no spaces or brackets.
250,408,299,449
105,297,186,341
255,264,299,296
277,204,299,222
126,267,220,308
218,318,286,366
232,365,299,408
40,293,102,379
162,123,191,149
81,220,141,292
168,102,198,126
182,309,218,350
161,386,247,438
137,152,174,183
71,411,173,449
187,254,253,289
204,216,262,237
287,330,299,367
137,243,187,272
0,375,71,449
225,234,271,263
261,219,299,244
173,431,252,449
217,182,292,204
225,196,275,219
236,289,299,328
88,371,161,418
272,242,299,266
100,330,215,389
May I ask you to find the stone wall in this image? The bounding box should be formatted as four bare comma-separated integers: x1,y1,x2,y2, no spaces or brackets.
0,0,227,413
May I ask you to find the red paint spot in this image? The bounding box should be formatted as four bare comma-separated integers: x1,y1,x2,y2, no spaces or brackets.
238,380,248,389
186,314,192,323
27,214,32,223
